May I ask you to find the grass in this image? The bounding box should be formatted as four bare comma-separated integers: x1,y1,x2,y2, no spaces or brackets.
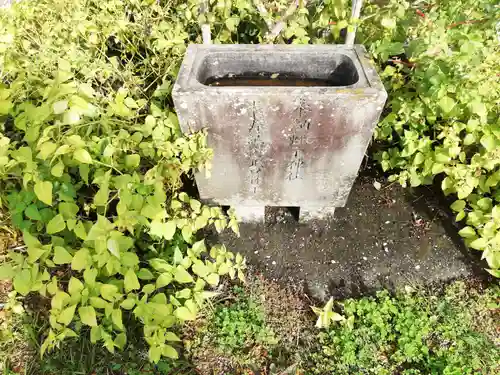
1,261,499,375
185,277,499,375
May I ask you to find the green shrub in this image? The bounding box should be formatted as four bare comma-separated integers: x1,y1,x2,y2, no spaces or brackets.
307,282,499,375
1,0,498,368
0,0,245,363
359,0,500,276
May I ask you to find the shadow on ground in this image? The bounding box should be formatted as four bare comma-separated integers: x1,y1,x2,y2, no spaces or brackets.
207,163,489,301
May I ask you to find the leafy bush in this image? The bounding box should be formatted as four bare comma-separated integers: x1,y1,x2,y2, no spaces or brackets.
307,282,499,375
0,0,246,363
1,0,499,368
359,0,500,275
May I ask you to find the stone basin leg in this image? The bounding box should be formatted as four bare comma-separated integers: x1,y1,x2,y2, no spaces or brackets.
300,206,336,221
233,205,265,222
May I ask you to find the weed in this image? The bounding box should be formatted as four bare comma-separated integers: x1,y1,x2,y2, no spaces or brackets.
306,281,499,375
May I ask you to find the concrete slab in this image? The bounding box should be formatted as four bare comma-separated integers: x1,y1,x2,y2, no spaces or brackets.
208,164,487,301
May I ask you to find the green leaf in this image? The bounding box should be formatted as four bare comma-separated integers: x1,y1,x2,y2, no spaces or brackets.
13,269,31,296
120,298,136,310
79,306,97,327
59,202,79,219
122,253,140,268
124,269,140,292
191,239,206,255
165,332,181,342
380,17,396,29
53,246,73,264
112,309,124,330
37,142,58,160
137,268,155,280
94,186,109,206
0,264,15,280
100,284,119,301
51,291,70,310
58,305,77,326
124,97,138,109
83,268,98,286
218,262,230,275
480,134,496,152
469,237,488,250
34,181,53,206
192,262,210,278
182,226,193,242
450,200,466,212
107,239,120,258
174,306,196,321
206,273,220,286
53,100,68,114
73,149,93,164
149,220,176,240
149,345,162,364
90,326,101,343
74,221,87,240
142,284,155,294
477,198,493,212
438,96,456,114
174,266,194,284
173,247,183,265
47,214,66,234
71,248,90,271
458,226,476,238
89,297,108,309
114,332,127,349
162,345,179,359
27,246,46,263
156,272,173,288
470,100,487,117
63,109,80,125
68,277,84,296
125,154,140,169
25,204,42,220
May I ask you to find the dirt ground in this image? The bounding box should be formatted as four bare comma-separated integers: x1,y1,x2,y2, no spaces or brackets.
209,163,489,302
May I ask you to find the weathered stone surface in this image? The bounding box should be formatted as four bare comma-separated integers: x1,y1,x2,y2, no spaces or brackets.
173,44,387,216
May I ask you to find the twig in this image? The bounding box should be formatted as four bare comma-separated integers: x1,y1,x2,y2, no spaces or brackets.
345,0,364,45
253,0,272,30
199,0,211,44
265,0,305,42
388,58,416,68
8,245,27,252
447,19,485,29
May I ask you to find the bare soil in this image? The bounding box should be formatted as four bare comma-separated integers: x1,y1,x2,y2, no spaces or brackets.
209,162,489,302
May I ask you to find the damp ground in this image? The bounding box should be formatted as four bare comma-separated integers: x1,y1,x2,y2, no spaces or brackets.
209,162,489,301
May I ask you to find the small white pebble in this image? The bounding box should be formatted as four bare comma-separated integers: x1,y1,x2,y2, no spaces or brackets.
254,250,259,254
363,256,368,261
331,260,337,264
272,261,276,265
373,181,382,190
266,255,271,259
383,242,387,246
385,220,390,224
415,265,421,270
